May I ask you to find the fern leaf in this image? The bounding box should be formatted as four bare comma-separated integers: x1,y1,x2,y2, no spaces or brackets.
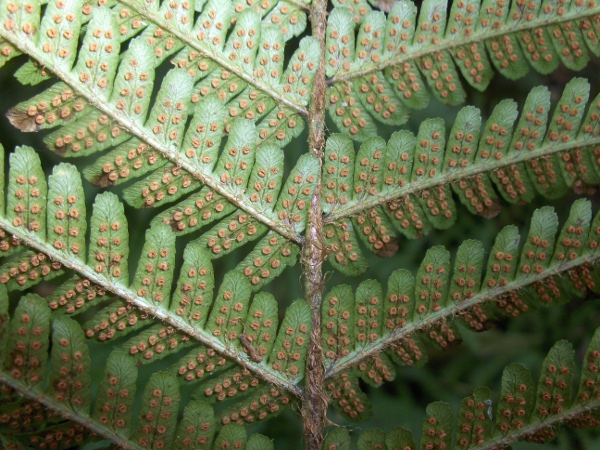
0,136,14,256
132,372,180,449
217,386,292,426
4,294,51,389
1,0,317,244
385,426,416,450
247,433,275,450
1,0,600,447
385,334,427,368
14,59,52,85
213,423,248,449
39,0,84,70
0,38,19,68
0,153,86,291
516,206,558,276
449,240,485,306
532,340,575,423
420,402,453,450
48,317,91,414
447,105,502,218
246,144,285,210
322,135,371,272
413,246,451,319
414,0,467,105
120,323,195,366
0,291,274,447
83,302,150,341
206,272,252,343
497,86,550,202
325,82,600,256
6,83,87,132
47,163,86,260
323,220,369,276
233,0,307,41
576,326,600,405
155,187,236,235
234,232,300,290
352,207,399,257
323,134,355,215
274,154,319,233
326,199,600,380
0,398,62,435
454,386,493,448
238,292,279,361
354,352,396,387
122,0,313,132
323,285,355,365
354,12,410,126
13,421,93,449
169,345,233,384
82,140,167,190
354,279,384,349
326,0,600,140
325,8,378,141
494,362,535,436
481,224,520,293
0,250,62,291
323,426,352,450
198,214,268,261
131,223,176,306
214,119,258,192
92,351,137,435
357,428,386,450
173,400,216,449
169,244,214,327
45,36,155,156
383,132,426,221
6,146,46,236
448,0,493,91
344,328,600,449
383,268,414,331
194,366,263,405
88,192,129,283
327,371,373,422
530,78,590,198
268,299,311,383
74,7,120,93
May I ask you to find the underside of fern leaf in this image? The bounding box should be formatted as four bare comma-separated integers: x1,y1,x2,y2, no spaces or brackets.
325,326,600,449
0,0,600,448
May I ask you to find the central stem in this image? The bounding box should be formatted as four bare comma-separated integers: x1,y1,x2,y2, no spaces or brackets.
302,0,329,449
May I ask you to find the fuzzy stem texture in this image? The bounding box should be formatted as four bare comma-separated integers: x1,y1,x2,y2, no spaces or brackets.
302,0,329,449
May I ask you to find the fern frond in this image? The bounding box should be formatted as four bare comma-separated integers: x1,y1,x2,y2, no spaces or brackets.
324,79,600,270
5,0,314,122
0,134,316,439
0,0,599,446
0,143,309,401
326,0,600,140
324,327,600,449
0,0,321,244
0,292,283,448
325,198,600,382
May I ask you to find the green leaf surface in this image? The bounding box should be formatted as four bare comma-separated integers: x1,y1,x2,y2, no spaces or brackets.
48,317,91,414
132,372,181,449
4,295,51,390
